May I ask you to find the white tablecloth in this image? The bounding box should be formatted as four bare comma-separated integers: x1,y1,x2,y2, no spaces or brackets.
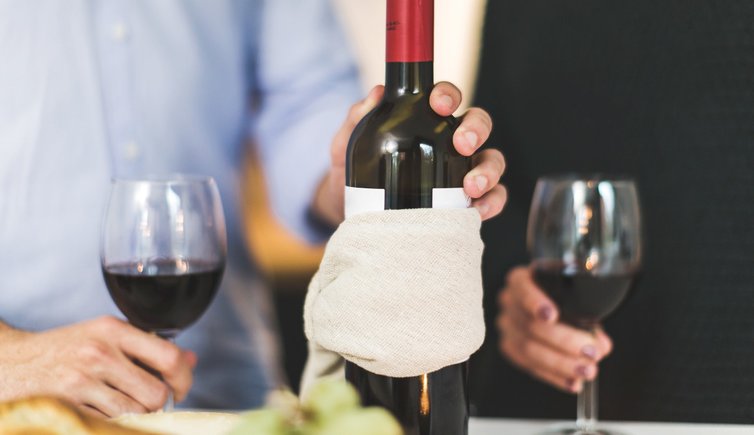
470,418,754,434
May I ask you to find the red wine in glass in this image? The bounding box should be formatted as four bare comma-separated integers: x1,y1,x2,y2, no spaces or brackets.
533,261,635,328
102,259,224,337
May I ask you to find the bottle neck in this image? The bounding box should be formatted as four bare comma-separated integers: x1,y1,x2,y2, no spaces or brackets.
385,61,434,98
384,0,434,98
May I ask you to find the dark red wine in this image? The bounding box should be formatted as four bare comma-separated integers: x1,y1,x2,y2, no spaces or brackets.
344,1,471,434
533,264,635,328
102,259,224,335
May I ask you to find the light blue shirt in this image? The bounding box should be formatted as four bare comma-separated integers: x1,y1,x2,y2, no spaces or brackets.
0,0,361,408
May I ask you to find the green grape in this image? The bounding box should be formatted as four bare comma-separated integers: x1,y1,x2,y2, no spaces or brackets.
227,409,289,435
313,408,403,435
302,380,360,422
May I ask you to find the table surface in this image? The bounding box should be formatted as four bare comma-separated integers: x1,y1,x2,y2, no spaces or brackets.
469,418,754,434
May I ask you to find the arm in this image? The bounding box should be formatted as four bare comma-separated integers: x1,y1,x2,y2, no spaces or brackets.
252,0,361,243
0,317,195,417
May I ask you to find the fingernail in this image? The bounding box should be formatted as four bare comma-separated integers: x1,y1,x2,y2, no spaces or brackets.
576,365,593,379
464,131,479,149
439,94,453,109
582,345,598,360
537,305,554,322
475,175,487,192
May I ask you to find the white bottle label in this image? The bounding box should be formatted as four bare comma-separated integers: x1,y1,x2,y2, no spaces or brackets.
344,186,470,219
432,187,472,210
345,186,385,219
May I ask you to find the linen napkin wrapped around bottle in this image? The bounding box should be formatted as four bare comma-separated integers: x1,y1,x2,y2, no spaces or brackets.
301,208,486,396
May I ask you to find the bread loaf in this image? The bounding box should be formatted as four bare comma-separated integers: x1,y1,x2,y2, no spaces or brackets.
0,397,154,435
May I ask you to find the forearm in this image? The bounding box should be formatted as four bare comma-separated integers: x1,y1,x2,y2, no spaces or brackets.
254,0,360,243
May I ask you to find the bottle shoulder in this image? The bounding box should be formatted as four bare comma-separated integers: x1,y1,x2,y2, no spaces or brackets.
348,96,458,152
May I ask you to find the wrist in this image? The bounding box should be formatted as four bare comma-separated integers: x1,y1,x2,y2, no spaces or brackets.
311,171,344,229
0,321,14,335
0,322,29,343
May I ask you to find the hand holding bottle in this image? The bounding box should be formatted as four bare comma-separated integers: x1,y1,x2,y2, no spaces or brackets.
313,83,506,225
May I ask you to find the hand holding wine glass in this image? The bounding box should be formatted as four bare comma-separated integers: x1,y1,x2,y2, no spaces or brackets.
497,267,614,393
0,316,195,417
101,176,227,411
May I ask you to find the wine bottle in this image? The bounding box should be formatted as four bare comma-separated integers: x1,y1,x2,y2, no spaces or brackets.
344,1,471,434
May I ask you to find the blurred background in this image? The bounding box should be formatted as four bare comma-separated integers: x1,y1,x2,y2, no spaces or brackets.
245,0,754,423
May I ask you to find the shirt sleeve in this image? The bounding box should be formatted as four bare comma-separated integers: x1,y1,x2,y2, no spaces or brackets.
251,0,362,244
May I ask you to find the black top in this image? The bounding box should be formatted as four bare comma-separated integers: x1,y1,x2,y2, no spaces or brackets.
470,0,754,424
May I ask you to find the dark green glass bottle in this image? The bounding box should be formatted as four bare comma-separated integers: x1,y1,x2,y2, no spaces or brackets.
344,1,471,434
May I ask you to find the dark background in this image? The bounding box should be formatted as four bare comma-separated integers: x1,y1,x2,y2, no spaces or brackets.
470,0,754,424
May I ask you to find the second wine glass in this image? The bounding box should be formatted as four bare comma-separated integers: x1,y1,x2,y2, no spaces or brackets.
528,175,642,435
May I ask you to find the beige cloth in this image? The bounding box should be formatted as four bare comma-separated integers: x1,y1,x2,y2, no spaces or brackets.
301,208,485,396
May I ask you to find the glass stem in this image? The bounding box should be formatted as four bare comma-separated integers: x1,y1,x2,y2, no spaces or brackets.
577,325,600,433
158,332,177,412
576,374,597,432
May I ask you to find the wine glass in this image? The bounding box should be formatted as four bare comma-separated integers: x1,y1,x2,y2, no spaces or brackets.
527,175,641,435
100,176,227,411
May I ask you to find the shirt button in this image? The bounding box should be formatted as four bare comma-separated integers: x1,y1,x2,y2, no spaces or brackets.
112,22,130,41
123,141,141,160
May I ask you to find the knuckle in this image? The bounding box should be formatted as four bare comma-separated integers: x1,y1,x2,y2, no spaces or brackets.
494,186,508,208
147,384,169,411
562,334,587,356
506,267,526,287
64,370,90,389
519,339,536,359
163,348,183,374
498,151,507,169
483,110,494,131
499,313,516,333
499,184,508,199
347,104,363,122
79,340,111,364
468,107,492,130
95,316,123,333
488,186,506,210
491,152,506,176
348,102,360,115
112,397,133,417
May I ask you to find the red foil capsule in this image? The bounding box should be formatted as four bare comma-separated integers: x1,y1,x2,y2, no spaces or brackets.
386,0,434,63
